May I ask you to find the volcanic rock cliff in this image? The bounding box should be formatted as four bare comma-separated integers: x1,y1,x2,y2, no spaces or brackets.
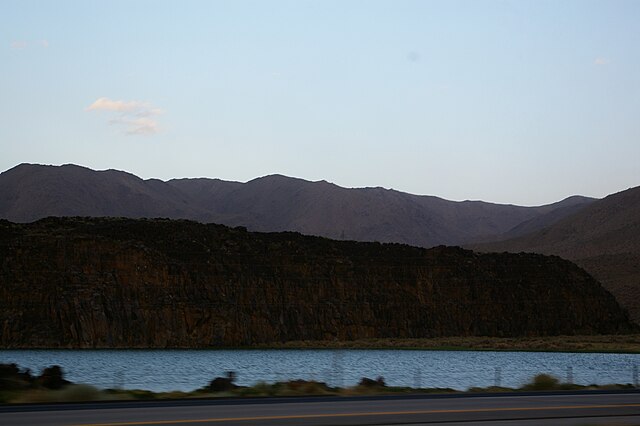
472,185,640,324
0,217,634,348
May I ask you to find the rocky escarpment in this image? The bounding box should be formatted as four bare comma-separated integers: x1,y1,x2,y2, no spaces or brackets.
0,217,635,348
471,185,640,324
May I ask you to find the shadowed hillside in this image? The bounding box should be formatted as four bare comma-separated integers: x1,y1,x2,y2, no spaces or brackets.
472,185,640,323
0,217,634,348
0,163,594,247
0,163,204,221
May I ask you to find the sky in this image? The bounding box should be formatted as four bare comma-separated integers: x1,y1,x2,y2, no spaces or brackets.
1,0,639,206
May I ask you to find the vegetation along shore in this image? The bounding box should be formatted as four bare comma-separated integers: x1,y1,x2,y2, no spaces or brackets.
0,363,636,405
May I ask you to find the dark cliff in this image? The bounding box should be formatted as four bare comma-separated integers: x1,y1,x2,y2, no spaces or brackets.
0,217,634,348
472,185,640,324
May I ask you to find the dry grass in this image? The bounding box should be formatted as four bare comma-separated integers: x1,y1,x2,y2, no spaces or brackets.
2,374,635,404
8,384,104,403
251,335,640,353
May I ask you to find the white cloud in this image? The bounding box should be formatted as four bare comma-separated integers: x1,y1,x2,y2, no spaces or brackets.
87,97,148,113
594,57,610,65
87,97,163,135
10,40,28,49
10,39,49,50
109,117,159,135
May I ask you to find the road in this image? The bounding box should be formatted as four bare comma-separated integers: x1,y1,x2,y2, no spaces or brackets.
2,391,640,426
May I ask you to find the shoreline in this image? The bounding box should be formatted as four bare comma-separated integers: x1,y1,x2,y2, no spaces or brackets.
252,335,640,353
1,371,637,405
3,335,640,353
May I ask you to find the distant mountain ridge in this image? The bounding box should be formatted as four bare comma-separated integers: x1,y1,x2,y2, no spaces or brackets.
0,163,595,247
471,185,640,323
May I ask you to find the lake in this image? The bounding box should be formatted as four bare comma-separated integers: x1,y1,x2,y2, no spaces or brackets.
1,349,638,392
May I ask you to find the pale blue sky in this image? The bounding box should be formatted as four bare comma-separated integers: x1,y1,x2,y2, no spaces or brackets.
2,0,639,205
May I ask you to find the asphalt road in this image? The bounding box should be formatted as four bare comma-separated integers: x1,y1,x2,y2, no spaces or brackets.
2,391,640,426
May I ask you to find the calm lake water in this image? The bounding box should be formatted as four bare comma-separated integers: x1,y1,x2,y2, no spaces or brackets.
1,349,638,392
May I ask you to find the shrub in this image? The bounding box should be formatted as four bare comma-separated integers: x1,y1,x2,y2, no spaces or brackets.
358,376,386,388
522,374,559,391
38,366,70,390
207,371,237,392
0,363,33,391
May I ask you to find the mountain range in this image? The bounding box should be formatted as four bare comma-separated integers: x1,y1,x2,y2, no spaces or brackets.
0,163,594,247
2,163,637,323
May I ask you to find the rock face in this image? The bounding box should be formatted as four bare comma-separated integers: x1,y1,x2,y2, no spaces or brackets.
0,218,634,348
